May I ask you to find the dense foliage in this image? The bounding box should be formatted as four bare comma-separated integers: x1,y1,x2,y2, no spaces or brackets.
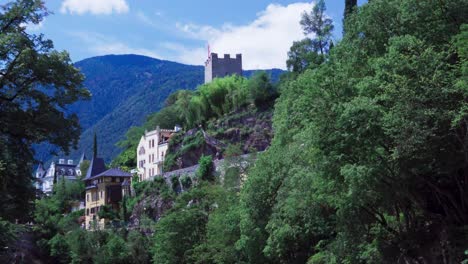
22,0,468,263
0,0,89,222
33,173,153,263
240,0,468,263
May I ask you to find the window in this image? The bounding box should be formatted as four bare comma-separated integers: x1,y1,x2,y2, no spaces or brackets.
139,147,145,155
112,177,116,182
91,207,95,214
86,194,89,202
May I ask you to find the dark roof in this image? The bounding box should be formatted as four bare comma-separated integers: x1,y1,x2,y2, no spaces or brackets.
85,157,106,180
92,168,132,179
121,179,131,186
36,163,45,172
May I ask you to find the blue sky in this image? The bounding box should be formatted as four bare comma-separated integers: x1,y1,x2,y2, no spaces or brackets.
16,0,366,69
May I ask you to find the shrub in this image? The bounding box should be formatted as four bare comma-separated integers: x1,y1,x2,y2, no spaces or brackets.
196,155,215,182
180,175,193,189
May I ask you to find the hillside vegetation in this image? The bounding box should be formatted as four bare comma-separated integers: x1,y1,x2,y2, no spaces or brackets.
20,0,468,263
112,72,277,171
36,55,283,163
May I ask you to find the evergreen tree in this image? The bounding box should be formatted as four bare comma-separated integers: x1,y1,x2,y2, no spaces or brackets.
93,132,98,158
344,0,357,20
299,0,334,55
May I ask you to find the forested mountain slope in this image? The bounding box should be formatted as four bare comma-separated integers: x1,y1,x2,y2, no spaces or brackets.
36,54,282,162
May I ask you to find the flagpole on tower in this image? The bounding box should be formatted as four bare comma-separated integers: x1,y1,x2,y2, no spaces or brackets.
207,44,211,59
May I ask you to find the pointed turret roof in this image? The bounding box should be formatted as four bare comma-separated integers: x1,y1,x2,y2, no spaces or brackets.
79,153,87,163
84,157,106,180
36,163,45,172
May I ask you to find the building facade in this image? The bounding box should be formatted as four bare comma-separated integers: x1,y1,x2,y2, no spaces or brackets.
83,157,132,230
35,154,87,195
204,53,242,83
136,126,180,181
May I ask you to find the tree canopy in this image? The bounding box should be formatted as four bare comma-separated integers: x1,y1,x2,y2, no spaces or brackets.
0,0,89,221
241,0,468,262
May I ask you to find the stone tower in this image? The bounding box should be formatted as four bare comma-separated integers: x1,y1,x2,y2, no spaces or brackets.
204,53,242,84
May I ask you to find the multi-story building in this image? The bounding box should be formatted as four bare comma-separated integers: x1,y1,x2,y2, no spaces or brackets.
204,52,242,83
83,157,132,230
35,154,87,195
136,126,180,181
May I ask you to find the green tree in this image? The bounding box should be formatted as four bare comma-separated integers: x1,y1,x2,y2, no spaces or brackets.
240,0,468,263
111,126,144,169
247,71,276,106
127,231,151,264
286,38,324,73
299,0,334,55
79,160,90,179
93,132,98,158
0,0,89,220
196,155,215,182
344,0,357,20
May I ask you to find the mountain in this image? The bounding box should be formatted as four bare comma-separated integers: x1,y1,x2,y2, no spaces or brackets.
35,54,283,163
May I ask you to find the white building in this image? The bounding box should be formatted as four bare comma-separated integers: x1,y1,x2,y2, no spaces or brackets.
136,126,180,181
35,154,87,195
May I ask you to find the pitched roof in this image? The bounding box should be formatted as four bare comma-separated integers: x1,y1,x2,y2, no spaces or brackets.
36,163,45,172
92,168,132,178
121,179,131,186
85,157,106,180
76,153,87,168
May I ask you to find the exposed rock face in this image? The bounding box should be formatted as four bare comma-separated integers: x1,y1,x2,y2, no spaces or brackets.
209,106,273,153
166,128,222,171
129,194,173,227
164,106,273,172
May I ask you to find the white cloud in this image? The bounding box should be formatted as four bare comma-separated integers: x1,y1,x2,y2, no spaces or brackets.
175,23,222,41
70,32,161,59
60,0,129,15
21,19,45,31
136,11,159,28
173,2,315,70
